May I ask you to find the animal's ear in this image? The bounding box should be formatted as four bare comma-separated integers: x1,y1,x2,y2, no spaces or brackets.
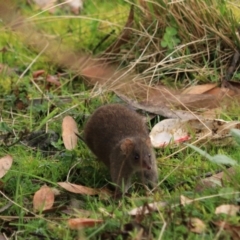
146,137,152,146
120,138,134,154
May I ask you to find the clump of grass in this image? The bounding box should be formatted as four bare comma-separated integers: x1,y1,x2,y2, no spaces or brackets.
106,0,240,87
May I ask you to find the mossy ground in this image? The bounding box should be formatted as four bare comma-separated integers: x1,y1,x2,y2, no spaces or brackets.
0,0,240,239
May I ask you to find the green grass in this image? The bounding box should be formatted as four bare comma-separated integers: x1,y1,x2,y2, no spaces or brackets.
0,0,240,239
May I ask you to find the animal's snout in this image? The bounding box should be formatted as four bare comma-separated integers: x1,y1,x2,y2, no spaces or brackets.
147,165,152,170
142,161,152,170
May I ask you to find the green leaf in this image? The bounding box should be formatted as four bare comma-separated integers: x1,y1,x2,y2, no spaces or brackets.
168,42,174,49
230,128,240,146
187,144,237,166
166,27,177,35
161,41,168,48
211,154,237,166
163,34,170,41
165,26,172,34
187,144,212,160
174,38,181,44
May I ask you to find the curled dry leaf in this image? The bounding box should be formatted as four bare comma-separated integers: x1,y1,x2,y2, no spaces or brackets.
195,167,236,192
215,204,240,216
0,155,13,178
33,70,45,79
188,218,206,234
58,182,99,196
46,75,61,87
62,116,79,150
68,218,103,229
33,185,55,212
128,201,167,216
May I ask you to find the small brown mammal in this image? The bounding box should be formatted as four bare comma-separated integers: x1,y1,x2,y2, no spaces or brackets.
84,104,158,193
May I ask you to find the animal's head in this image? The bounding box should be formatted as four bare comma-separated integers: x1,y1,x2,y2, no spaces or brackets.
120,137,153,170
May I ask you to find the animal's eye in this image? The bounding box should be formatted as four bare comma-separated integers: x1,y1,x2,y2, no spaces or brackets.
135,153,139,160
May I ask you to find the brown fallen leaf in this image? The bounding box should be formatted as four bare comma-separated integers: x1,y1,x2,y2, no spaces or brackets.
62,116,79,150
205,86,223,96
33,185,55,212
182,83,218,94
197,175,222,190
81,64,115,85
115,90,199,120
213,221,240,240
68,218,103,229
188,218,206,234
46,75,61,87
33,70,45,79
58,182,99,196
117,83,218,111
215,204,240,216
0,155,13,178
195,167,236,192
